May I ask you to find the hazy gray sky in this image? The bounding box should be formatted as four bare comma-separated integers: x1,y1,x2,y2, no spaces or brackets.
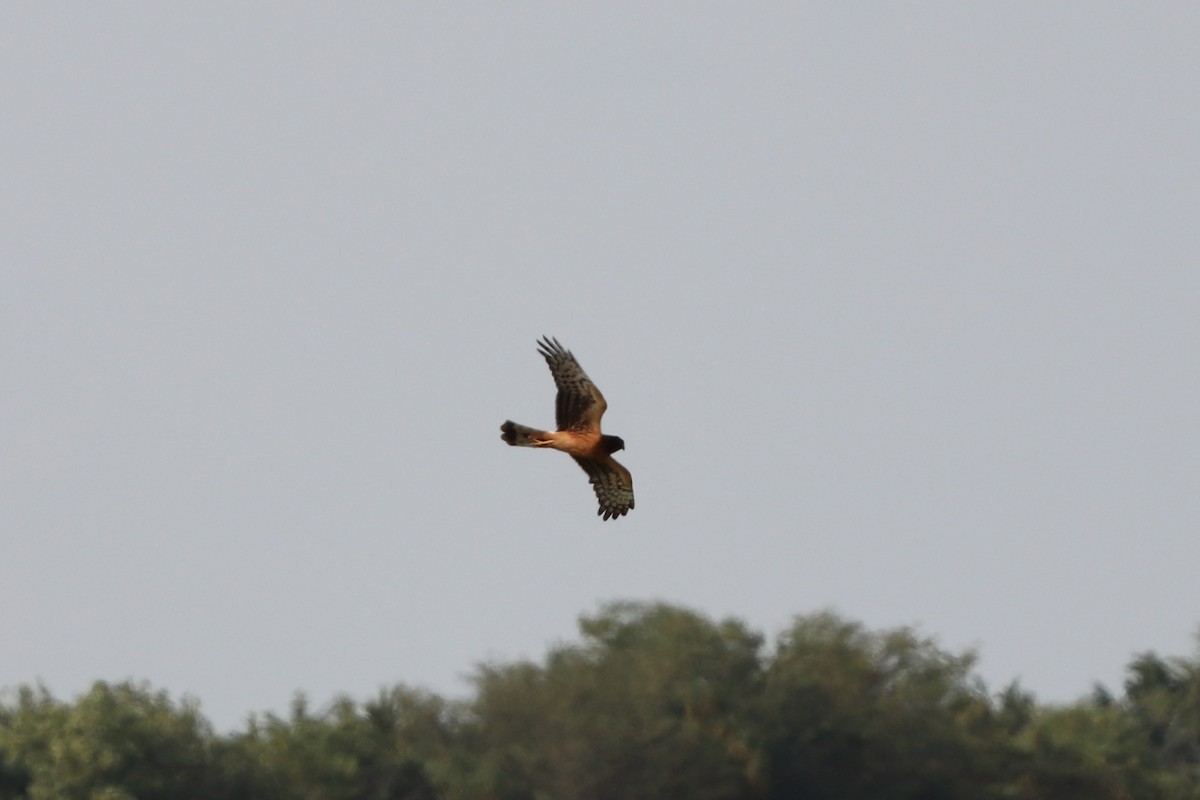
3,5,1198,730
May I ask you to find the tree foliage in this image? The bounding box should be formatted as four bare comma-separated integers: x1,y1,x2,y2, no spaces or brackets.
4,602,1200,799
0,682,215,800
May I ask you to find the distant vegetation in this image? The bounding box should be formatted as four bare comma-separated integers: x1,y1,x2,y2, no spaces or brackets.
3,601,1199,799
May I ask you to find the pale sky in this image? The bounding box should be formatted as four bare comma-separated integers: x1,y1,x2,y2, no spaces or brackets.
3,4,1198,731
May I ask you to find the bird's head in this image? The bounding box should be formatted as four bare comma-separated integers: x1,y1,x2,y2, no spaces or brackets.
600,434,625,454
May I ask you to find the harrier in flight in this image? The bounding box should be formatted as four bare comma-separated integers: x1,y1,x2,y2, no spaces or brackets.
500,337,634,520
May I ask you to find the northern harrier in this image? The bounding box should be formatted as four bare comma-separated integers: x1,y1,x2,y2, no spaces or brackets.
500,337,635,520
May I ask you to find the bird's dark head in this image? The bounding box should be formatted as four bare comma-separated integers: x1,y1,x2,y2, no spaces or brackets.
600,434,625,454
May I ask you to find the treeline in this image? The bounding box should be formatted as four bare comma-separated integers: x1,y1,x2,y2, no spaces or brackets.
3,602,1200,799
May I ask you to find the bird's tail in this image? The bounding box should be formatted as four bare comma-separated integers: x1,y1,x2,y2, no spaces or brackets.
500,420,548,447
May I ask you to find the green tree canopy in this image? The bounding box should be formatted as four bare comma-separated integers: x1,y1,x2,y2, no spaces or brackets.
4,605,1200,800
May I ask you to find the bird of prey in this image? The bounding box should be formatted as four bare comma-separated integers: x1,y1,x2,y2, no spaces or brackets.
500,337,635,520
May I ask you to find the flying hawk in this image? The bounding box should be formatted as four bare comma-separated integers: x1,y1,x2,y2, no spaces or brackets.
500,337,634,520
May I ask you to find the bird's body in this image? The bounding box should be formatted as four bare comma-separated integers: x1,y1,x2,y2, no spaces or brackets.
500,337,634,520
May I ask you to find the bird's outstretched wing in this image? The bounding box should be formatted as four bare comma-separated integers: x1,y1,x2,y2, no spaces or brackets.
571,455,635,520
537,336,607,432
